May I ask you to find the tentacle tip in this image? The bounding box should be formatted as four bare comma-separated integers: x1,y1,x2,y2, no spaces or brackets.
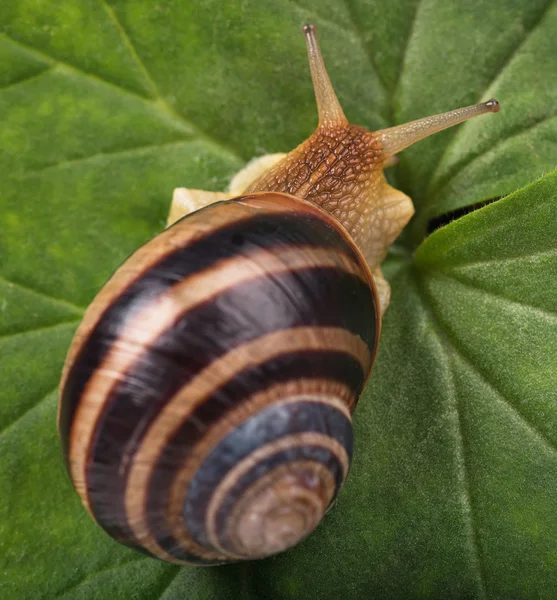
302,23,316,36
485,98,500,113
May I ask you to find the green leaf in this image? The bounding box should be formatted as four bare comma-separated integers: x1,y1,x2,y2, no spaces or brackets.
1,1,556,598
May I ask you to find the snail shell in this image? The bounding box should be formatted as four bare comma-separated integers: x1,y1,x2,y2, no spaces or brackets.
58,192,379,564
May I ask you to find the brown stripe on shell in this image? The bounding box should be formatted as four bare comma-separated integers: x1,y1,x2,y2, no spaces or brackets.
58,191,336,421
124,329,368,562
68,242,365,516
58,201,265,394
58,191,374,398
205,432,349,557
166,383,353,547
167,389,352,556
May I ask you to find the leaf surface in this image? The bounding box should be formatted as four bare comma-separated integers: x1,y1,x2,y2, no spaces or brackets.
1,1,556,598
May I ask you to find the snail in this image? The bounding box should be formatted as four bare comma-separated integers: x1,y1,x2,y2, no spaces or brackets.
58,24,499,565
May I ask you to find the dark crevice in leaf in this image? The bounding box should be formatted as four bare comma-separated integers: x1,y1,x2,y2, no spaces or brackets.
412,270,488,600
430,112,557,204
0,275,85,313
0,385,57,439
0,319,80,344
0,65,54,92
426,197,502,235
21,139,199,178
0,34,245,164
428,0,556,195
415,269,557,458
413,170,557,254
53,557,152,599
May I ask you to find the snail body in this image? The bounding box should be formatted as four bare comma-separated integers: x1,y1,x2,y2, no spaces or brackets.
58,24,499,565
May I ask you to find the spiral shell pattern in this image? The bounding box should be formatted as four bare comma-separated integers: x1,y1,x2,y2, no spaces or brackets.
58,192,379,564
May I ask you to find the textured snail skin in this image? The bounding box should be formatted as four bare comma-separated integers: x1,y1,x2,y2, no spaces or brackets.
59,192,379,565
244,124,395,272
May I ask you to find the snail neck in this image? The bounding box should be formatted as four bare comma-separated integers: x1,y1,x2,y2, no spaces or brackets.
245,123,382,207
244,124,408,272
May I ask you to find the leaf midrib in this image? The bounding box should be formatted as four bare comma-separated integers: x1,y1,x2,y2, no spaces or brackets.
0,33,244,164
0,275,85,314
429,113,557,211
426,0,556,200
415,268,557,458
411,268,488,600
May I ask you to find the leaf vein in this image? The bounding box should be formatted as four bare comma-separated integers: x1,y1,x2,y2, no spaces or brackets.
0,319,80,344
440,245,557,270
449,333,557,460
280,0,353,36
431,270,557,322
413,272,488,599
417,271,557,459
53,558,151,599
431,112,557,202
21,139,201,177
0,275,85,313
0,33,245,164
429,0,556,193
157,567,182,599
97,2,246,164
392,0,424,123
0,66,55,92
99,0,159,98
473,0,555,112
0,385,58,438
341,0,390,93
